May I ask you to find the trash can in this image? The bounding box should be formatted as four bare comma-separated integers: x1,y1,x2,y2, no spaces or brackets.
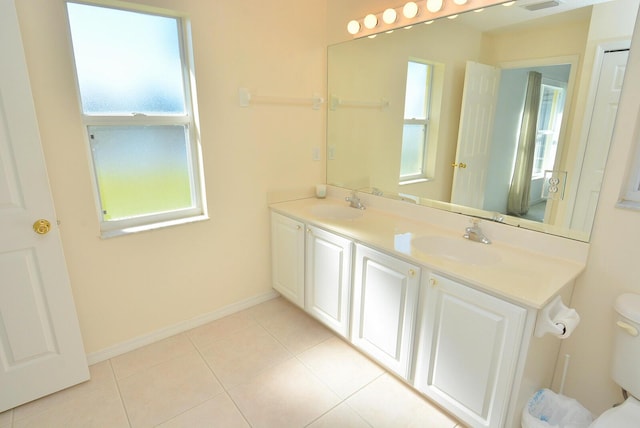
522,389,593,428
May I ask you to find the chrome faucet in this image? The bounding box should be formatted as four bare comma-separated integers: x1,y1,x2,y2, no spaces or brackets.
345,191,366,210
463,219,491,244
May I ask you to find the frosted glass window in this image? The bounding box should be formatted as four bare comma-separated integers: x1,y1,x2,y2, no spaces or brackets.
67,3,186,115
400,61,433,180
66,2,206,237
400,125,426,177
89,126,193,221
404,62,429,120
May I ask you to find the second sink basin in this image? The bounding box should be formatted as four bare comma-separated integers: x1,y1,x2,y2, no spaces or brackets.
311,204,364,220
411,235,501,266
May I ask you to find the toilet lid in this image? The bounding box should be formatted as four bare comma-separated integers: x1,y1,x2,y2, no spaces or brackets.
589,397,640,428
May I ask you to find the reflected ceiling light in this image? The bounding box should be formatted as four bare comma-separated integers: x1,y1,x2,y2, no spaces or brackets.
364,13,378,29
447,14,459,19
347,20,361,35
474,8,485,12
424,20,434,24
453,0,468,4
403,2,419,18
426,0,444,13
382,8,398,24
502,1,516,5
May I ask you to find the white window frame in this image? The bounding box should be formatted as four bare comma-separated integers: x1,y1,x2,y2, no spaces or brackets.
66,1,207,238
399,60,434,184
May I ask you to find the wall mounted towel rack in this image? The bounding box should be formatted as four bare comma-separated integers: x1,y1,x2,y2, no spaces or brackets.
238,88,324,110
329,94,389,111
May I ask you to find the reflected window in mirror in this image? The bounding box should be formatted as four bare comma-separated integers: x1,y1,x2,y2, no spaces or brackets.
532,81,566,179
400,60,434,183
618,114,640,210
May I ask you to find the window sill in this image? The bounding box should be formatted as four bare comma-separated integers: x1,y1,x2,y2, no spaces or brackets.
100,214,209,239
616,199,640,211
399,178,431,186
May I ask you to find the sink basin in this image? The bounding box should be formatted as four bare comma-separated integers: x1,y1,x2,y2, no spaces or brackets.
411,235,501,266
310,204,364,220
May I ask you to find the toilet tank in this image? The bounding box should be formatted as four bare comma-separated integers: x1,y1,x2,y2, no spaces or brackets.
612,293,640,398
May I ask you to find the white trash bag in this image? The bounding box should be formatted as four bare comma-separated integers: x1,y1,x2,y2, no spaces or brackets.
522,388,593,428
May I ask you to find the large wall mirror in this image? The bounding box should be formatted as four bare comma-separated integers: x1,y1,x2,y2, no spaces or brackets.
327,0,639,242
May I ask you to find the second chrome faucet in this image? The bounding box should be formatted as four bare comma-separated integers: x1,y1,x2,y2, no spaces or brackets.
463,219,491,244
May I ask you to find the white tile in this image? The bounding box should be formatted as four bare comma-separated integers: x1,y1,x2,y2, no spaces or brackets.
187,310,258,350
298,337,384,398
347,373,459,428
228,358,340,428
199,323,291,389
157,393,249,428
257,304,333,354
12,360,117,422
12,371,128,428
110,333,195,379
118,349,223,428
307,403,372,428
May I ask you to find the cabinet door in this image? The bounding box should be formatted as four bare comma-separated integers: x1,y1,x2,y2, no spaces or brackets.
271,212,305,308
305,226,352,338
351,244,420,379
414,273,526,428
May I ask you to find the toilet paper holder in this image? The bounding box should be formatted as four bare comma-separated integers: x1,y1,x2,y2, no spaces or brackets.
535,295,581,339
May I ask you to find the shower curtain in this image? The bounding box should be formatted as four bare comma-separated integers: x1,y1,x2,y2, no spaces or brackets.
507,71,542,216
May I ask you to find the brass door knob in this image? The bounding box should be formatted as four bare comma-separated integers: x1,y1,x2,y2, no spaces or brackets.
451,162,467,168
33,219,51,235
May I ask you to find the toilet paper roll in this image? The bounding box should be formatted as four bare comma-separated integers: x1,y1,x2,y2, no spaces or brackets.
534,296,581,339
552,307,580,339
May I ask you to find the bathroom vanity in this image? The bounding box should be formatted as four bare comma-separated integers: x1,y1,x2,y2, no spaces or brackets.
270,190,586,428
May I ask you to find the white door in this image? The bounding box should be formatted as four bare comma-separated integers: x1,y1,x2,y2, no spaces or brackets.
305,226,352,338
570,49,629,232
0,0,89,412
414,273,526,428
451,61,501,209
270,212,305,308
351,244,420,379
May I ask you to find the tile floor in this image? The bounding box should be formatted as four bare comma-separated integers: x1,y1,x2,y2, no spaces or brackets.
0,297,463,428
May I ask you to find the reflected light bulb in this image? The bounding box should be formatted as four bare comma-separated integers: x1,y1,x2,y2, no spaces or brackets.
403,2,419,18
364,13,378,29
382,8,398,24
453,0,468,4
426,0,444,13
347,20,361,35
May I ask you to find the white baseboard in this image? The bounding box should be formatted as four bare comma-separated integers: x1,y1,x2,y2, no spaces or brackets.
86,290,280,365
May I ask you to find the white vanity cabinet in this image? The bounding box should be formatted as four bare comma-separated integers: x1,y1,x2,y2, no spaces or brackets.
305,225,352,338
351,244,420,379
270,212,305,308
414,273,527,428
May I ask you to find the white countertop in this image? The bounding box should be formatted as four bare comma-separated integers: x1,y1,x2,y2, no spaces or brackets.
270,197,586,309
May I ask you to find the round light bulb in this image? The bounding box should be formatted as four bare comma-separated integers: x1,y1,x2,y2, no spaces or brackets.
426,0,444,13
382,8,398,24
453,0,468,4
363,14,378,29
347,20,361,35
403,2,419,18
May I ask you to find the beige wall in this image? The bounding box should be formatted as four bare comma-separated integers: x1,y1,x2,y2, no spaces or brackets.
553,5,640,416
15,0,326,354
15,0,640,416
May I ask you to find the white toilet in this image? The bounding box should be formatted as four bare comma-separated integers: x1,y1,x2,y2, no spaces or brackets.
589,293,640,427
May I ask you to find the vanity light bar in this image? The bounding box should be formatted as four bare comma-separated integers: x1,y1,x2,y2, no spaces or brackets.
347,0,517,38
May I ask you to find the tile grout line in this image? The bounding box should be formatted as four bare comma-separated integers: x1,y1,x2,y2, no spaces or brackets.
108,359,134,428
184,328,255,428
